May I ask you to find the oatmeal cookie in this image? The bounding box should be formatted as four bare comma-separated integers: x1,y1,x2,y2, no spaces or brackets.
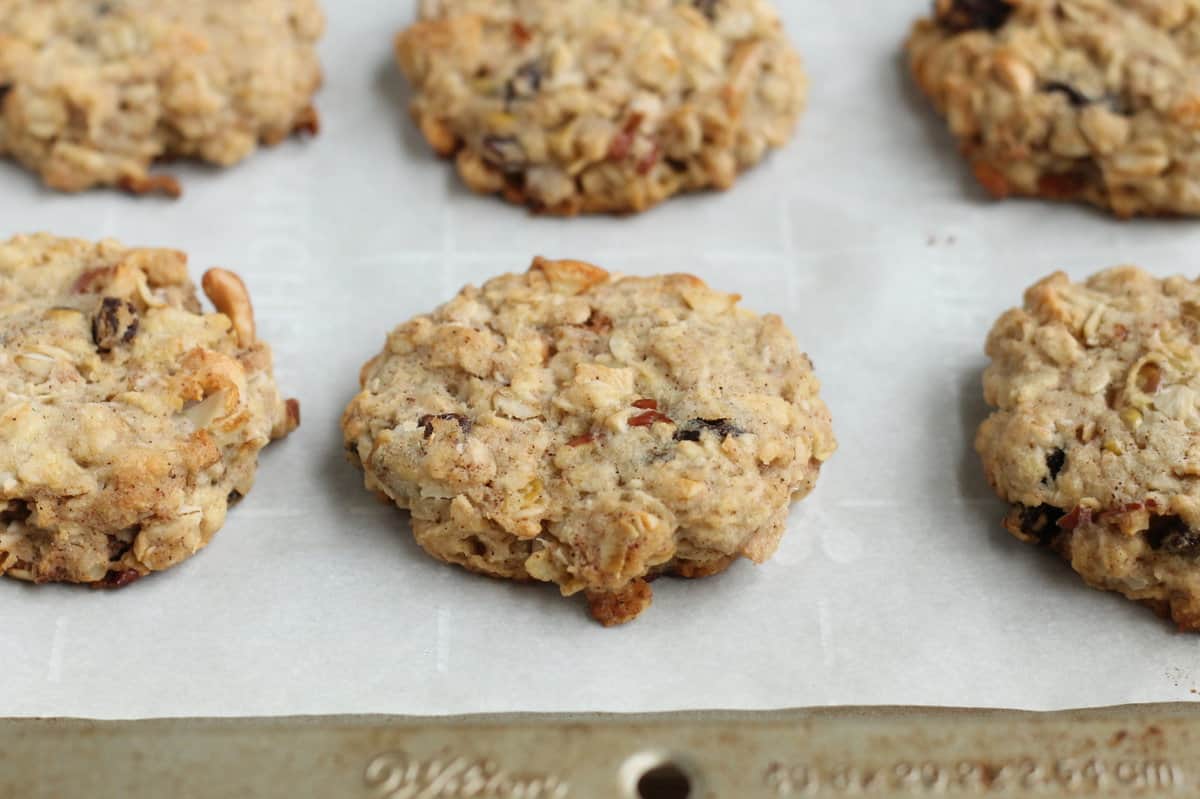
395,0,805,215
977,267,1200,629
0,0,325,196
907,0,1200,217
0,234,299,587
342,258,836,625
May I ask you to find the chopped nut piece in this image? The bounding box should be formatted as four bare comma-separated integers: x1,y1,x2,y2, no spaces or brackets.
202,269,256,348
118,174,182,199
586,580,653,627
629,410,674,428
293,105,321,137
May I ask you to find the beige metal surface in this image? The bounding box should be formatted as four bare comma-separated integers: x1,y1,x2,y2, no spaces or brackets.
2,706,1198,798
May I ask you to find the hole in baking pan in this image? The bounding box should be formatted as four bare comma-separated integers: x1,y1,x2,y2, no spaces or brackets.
636,762,691,799
622,750,697,799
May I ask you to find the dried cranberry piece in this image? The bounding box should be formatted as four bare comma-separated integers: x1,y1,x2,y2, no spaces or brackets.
97,569,141,589
1043,81,1092,107
1147,515,1200,558
419,413,473,438
936,0,1013,32
1018,504,1065,546
674,418,745,443
504,61,543,105
481,136,526,172
1045,448,1066,482
0,499,30,524
92,297,139,352
693,0,719,20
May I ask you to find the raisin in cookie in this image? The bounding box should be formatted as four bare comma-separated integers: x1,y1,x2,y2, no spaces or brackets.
342,258,836,625
0,0,324,197
0,234,299,587
976,267,1200,629
395,0,805,215
907,0,1200,217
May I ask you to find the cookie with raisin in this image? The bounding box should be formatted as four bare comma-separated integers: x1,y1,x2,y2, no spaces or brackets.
342,258,836,625
907,0,1200,217
0,234,299,587
0,0,324,196
978,267,1200,629
395,0,806,214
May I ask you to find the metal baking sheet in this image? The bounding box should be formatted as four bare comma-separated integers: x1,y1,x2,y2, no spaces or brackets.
5,0,1200,720
5,707,1200,798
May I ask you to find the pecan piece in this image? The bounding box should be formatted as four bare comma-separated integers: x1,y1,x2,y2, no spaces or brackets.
511,21,533,46
1037,172,1087,199
118,173,182,199
1058,506,1090,531
636,143,662,176
972,161,1012,198
608,114,645,161
273,398,301,439
293,105,320,137
629,410,673,428
586,580,653,627
92,297,139,352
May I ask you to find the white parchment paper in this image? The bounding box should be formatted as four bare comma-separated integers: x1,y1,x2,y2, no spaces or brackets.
5,1,1200,720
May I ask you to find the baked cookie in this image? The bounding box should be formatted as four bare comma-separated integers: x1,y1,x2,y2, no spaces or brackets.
342,258,836,625
0,234,299,587
0,0,325,197
907,0,1200,217
978,267,1200,630
395,0,805,215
